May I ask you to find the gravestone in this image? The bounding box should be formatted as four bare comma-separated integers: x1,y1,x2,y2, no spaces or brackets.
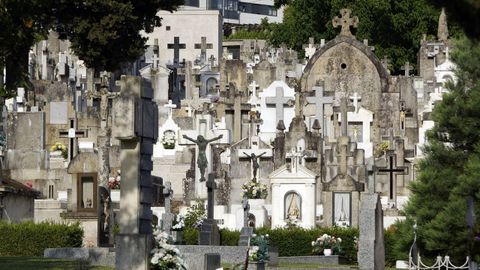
113,76,159,270
358,191,385,270
199,173,220,245
161,181,175,234
204,253,221,270
238,197,253,246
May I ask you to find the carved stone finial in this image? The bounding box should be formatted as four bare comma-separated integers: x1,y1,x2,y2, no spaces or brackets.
437,8,449,42
332,8,359,37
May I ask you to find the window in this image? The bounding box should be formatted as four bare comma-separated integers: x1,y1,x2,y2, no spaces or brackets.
166,26,171,31
48,185,55,199
78,174,97,212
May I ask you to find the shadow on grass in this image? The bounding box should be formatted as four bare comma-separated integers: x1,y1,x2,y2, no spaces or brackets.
0,257,114,270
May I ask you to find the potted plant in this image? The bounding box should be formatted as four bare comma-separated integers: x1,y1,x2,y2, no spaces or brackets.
162,133,176,150
248,234,269,270
242,180,268,200
311,234,342,256
151,228,187,270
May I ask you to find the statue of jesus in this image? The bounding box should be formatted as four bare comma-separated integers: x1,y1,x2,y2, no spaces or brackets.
243,152,266,181
182,134,223,182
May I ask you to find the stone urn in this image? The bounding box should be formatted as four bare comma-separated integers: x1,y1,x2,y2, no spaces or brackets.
323,248,332,256
247,261,265,270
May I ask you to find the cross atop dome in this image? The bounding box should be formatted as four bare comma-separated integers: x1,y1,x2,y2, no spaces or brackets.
332,8,359,37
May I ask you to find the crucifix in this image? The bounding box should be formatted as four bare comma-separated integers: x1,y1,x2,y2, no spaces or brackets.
164,99,177,119
265,87,292,126
182,133,223,182
349,92,362,113
58,119,88,161
333,97,355,137
306,83,333,133
167,36,186,106
332,8,359,37
401,62,412,77
376,154,408,205
243,151,266,181
194,37,213,65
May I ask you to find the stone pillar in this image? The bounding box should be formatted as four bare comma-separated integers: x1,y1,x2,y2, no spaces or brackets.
358,193,385,270
113,76,159,270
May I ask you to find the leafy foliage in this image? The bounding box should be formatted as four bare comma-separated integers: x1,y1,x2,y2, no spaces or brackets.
402,37,480,263
269,0,461,73
0,221,83,256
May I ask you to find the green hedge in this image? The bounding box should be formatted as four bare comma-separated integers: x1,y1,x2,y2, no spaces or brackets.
0,221,84,256
220,229,240,246
255,227,359,263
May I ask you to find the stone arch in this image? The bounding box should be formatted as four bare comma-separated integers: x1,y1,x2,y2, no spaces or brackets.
284,191,302,220
206,77,218,95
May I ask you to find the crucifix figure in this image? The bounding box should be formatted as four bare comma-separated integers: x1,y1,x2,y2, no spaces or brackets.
182,134,223,182
243,151,267,181
376,154,408,205
332,8,359,37
194,37,213,64
333,97,355,137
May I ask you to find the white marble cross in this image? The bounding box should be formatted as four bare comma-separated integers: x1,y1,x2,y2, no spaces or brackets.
164,100,177,119
265,87,292,124
349,92,362,113
304,37,317,60
286,147,305,173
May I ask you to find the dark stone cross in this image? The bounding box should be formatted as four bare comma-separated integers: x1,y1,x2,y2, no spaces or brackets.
208,55,216,68
333,97,355,137
206,173,217,220
194,37,213,64
377,155,408,202
332,8,359,37
167,36,186,65
401,62,412,77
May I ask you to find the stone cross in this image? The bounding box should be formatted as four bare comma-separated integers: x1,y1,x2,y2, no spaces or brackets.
194,37,213,64
286,148,305,173
306,84,333,132
332,9,359,37
265,87,292,124
242,197,250,227
181,87,210,116
209,55,216,68
401,62,412,77
349,92,362,113
163,181,173,214
376,154,408,204
333,97,355,137
58,120,88,161
164,100,177,119
86,87,119,123
206,173,217,220
113,76,159,270
167,36,186,65
304,37,317,59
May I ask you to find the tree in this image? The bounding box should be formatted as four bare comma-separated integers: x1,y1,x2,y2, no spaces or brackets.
0,0,183,96
270,0,459,73
404,37,480,263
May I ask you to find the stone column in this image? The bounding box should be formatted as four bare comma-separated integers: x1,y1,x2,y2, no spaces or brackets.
113,76,159,270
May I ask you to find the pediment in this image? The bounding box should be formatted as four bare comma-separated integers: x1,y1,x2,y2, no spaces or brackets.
67,152,98,174
269,164,317,180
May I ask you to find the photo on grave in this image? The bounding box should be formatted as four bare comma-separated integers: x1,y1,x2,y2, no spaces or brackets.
284,191,302,220
78,174,97,211
333,192,351,227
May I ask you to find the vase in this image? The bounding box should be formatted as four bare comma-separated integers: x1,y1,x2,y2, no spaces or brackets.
247,261,265,270
110,190,120,202
323,248,332,256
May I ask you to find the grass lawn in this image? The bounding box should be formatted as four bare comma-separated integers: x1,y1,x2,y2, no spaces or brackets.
0,257,114,270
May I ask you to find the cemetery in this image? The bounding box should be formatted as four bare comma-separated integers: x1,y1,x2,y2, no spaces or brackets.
0,1,480,270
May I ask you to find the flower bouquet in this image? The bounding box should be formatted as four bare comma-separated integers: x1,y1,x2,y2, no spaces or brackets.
108,171,121,190
50,142,68,159
172,215,185,231
151,228,187,270
162,133,176,149
242,180,268,199
311,234,342,255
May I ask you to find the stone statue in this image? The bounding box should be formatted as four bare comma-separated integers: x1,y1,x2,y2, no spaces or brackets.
243,152,266,181
182,134,223,182
287,193,300,220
